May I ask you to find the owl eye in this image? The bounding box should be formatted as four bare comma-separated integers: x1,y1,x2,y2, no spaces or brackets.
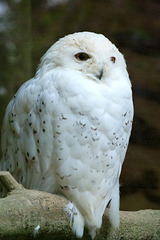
75,52,90,61
111,56,116,63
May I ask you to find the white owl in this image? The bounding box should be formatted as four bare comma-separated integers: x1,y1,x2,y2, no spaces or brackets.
0,32,133,238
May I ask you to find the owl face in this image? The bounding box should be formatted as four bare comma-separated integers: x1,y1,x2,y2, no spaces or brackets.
39,32,128,83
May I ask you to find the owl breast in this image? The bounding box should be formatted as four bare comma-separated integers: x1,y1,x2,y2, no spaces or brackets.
41,69,133,220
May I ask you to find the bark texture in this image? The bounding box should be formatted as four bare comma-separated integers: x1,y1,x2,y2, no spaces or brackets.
0,171,159,240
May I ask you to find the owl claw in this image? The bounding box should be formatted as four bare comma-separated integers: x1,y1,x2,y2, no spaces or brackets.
66,202,84,238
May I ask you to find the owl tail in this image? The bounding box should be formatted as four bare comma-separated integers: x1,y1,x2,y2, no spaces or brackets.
108,182,120,228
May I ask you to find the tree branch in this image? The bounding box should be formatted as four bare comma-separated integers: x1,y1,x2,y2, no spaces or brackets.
0,171,23,191
0,171,159,240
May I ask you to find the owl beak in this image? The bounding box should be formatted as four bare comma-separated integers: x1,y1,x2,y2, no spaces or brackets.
97,68,104,80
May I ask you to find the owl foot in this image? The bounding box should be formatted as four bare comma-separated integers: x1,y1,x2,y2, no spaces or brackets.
66,202,85,238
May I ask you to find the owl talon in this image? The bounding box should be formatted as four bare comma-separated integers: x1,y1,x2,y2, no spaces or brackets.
66,202,84,238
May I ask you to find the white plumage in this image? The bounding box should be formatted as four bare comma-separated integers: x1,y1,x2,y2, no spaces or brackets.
0,32,133,238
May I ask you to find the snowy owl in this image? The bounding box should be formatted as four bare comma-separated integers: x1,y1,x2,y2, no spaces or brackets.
0,32,133,238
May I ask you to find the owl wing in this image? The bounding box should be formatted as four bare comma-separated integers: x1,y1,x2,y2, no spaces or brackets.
1,77,58,193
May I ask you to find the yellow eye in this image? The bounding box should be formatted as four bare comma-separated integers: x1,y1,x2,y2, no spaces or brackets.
75,52,90,61
111,56,116,63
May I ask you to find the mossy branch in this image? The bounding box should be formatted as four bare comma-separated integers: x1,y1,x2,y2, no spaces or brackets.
0,171,159,240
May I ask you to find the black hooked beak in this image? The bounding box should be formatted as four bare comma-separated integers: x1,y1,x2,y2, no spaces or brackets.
97,68,104,80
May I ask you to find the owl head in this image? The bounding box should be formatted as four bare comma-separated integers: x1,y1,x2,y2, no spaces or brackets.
37,32,129,85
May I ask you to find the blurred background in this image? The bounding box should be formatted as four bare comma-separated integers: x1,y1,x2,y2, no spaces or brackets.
0,0,159,210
